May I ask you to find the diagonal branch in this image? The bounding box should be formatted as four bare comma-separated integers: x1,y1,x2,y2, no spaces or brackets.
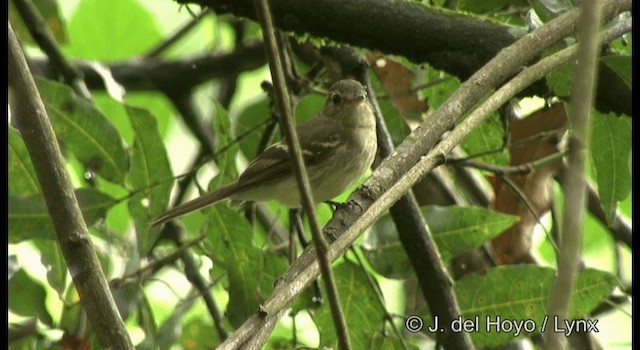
8,23,134,349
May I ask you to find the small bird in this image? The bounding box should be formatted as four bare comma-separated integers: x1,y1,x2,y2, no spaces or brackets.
151,79,377,227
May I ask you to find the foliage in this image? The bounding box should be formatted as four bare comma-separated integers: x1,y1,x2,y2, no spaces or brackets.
8,0,630,349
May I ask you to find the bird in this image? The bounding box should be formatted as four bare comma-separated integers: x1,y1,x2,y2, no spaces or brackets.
150,79,377,227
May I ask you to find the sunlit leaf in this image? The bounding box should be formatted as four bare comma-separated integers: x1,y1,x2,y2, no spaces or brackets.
461,113,509,165
126,106,173,255
36,78,129,184
66,0,161,60
203,204,287,328
8,268,54,327
590,111,631,223
9,126,40,196
9,189,116,243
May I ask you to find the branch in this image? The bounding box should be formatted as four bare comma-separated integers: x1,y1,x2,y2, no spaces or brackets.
545,2,606,347
181,0,524,81
355,51,474,349
12,0,91,98
180,0,630,116
28,42,266,94
325,0,630,242
255,0,351,348
8,23,134,349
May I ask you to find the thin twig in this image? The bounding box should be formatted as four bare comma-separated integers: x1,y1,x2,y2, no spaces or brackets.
12,0,91,98
144,9,211,58
254,0,351,348
454,151,567,176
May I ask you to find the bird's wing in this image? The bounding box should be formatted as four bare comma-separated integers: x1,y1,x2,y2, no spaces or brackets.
236,117,347,188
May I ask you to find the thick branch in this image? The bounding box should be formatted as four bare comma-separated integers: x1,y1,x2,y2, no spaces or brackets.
28,42,266,94
544,2,604,348
184,0,523,80
179,0,630,116
8,23,134,349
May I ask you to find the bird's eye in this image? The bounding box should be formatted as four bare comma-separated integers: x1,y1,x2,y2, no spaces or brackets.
331,93,342,105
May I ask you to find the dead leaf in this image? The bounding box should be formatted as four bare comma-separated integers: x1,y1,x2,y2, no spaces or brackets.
365,52,428,117
490,103,568,264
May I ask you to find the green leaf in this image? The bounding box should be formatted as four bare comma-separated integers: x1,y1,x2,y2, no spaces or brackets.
8,268,54,327
590,112,631,223
427,206,519,260
546,60,574,98
430,265,618,348
294,92,325,124
179,319,218,349
363,206,518,278
362,214,413,279
530,0,575,23
66,0,161,60
458,0,528,14
600,55,631,89
9,0,67,45
314,261,387,349
203,205,287,328
9,188,116,243
36,78,129,184
461,113,510,165
377,97,412,146
235,97,273,162
9,127,40,195
125,106,173,255
33,239,68,298
211,102,239,187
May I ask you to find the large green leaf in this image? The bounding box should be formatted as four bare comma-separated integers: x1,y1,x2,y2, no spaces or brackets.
32,239,68,298
9,127,40,196
461,112,509,165
203,204,287,328
125,106,173,255
590,111,631,223
8,188,116,243
66,0,161,60
420,265,617,348
314,261,389,349
363,206,518,278
211,102,239,188
8,268,54,327
600,55,631,89
235,96,273,162
36,78,129,184
427,206,519,260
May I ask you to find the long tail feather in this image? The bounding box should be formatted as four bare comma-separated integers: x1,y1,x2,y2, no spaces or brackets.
150,183,238,227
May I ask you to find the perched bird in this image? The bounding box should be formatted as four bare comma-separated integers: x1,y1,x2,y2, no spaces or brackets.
151,79,377,227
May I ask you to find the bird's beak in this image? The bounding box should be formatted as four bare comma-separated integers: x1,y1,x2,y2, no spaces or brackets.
347,94,366,105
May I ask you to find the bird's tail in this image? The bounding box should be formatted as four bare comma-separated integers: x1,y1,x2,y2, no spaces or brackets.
150,183,238,227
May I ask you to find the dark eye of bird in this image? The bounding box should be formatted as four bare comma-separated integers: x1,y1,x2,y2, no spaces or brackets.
331,93,342,105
